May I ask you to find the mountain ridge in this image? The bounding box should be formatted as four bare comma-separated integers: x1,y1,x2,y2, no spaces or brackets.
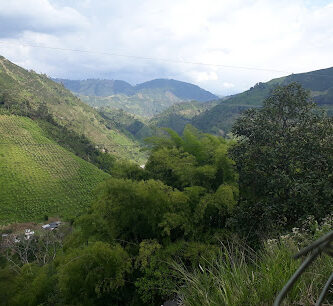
53,77,219,102
190,66,333,135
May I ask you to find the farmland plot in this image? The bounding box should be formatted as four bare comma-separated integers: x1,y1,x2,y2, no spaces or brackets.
0,115,110,225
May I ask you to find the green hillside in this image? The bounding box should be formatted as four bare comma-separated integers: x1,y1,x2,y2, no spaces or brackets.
0,56,145,163
192,67,333,135
54,78,135,96
149,100,218,134
99,107,153,139
0,115,110,225
79,89,184,118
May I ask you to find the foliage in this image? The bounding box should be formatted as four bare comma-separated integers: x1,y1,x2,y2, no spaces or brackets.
229,83,333,242
0,78,332,305
176,217,333,306
145,125,237,191
135,240,219,304
57,242,131,305
90,178,196,242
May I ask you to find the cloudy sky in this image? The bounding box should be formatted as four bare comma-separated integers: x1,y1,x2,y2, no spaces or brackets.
0,0,333,95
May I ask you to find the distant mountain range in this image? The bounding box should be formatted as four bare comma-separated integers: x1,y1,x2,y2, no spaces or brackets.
54,78,218,101
53,78,219,117
190,67,333,135
54,67,333,137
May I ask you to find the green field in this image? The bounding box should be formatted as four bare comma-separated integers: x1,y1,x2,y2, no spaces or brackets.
0,115,110,225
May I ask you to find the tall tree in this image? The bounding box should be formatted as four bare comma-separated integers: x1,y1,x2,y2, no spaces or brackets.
230,83,333,240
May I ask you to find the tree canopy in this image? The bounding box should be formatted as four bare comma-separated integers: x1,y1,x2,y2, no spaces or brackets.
230,82,333,240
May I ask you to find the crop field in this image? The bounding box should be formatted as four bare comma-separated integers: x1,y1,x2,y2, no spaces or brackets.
0,115,110,225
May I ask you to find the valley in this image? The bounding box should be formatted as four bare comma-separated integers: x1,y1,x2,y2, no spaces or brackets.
0,55,332,305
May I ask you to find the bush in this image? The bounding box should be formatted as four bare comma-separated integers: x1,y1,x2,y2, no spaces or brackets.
175,218,333,306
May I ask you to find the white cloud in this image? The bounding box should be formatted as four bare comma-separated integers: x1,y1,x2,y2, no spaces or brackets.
223,82,235,88
0,0,332,94
0,0,88,37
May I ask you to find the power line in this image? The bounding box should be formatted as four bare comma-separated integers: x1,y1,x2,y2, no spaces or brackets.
0,41,291,74
0,41,332,79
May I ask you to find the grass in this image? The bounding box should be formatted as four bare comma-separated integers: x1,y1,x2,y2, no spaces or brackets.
175,226,333,306
0,115,110,225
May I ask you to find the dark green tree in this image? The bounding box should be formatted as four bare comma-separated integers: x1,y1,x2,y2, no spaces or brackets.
57,242,131,305
230,83,333,240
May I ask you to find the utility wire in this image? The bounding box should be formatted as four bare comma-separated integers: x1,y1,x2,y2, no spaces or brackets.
0,41,333,79
0,41,291,74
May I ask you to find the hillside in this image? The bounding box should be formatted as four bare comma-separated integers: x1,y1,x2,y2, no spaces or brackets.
0,115,110,225
149,100,218,134
192,67,333,135
135,79,218,102
0,56,145,163
99,107,153,139
54,78,219,117
55,78,218,101
79,90,184,117
54,78,135,96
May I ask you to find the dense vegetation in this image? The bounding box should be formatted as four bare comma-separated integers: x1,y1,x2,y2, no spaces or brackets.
0,115,110,224
0,83,332,305
177,217,333,305
229,83,333,242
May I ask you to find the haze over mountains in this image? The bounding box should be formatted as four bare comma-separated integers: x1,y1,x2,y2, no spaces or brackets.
54,78,219,101
54,78,219,118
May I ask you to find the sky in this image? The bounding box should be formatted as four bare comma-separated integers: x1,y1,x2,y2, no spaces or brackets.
0,0,333,95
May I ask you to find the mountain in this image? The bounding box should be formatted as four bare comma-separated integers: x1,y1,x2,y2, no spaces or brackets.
191,67,333,135
0,56,145,163
54,78,219,118
99,107,153,139
79,91,184,118
54,79,135,96
149,100,219,134
135,79,218,102
0,114,110,224
55,78,218,101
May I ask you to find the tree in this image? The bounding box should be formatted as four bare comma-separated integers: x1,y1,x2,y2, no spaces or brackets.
57,242,131,305
230,83,333,240
145,125,237,191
